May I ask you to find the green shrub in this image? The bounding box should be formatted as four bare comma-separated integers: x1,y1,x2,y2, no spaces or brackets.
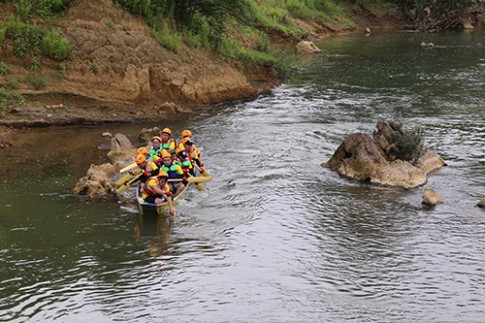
35,0,72,18
42,29,71,61
0,88,24,117
6,77,19,89
90,62,99,73
26,74,47,90
0,24,6,43
391,123,425,164
0,62,9,76
14,0,33,21
153,28,181,53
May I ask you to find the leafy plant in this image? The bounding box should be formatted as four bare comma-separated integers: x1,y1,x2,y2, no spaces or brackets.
0,87,24,117
90,61,99,73
0,62,9,76
42,29,71,61
391,123,425,164
6,77,19,89
26,74,47,90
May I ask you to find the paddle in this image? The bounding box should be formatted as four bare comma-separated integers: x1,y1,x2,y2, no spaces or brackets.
166,195,175,216
119,162,137,173
192,162,210,177
188,172,206,191
115,170,140,186
168,176,212,183
115,172,143,194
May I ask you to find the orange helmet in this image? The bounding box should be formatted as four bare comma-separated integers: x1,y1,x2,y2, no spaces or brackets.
158,171,168,178
137,147,149,155
181,137,194,146
161,128,172,135
181,129,192,138
135,154,146,165
175,147,184,155
151,136,162,143
161,150,171,159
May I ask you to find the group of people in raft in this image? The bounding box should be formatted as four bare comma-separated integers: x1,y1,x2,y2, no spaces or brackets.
134,128,205,205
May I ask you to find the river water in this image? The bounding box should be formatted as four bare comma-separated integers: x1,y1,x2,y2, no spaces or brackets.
1,30,485,322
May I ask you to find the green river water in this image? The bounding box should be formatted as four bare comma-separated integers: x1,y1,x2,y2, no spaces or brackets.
1,30,485,322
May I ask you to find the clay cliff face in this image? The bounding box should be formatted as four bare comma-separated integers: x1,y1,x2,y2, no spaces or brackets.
0,0,278,116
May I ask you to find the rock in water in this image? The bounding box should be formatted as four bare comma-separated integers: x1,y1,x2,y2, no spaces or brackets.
73,163,118,198
422,188,444,207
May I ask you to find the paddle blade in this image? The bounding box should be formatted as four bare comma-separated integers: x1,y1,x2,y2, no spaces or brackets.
115,172,134,186
167,196,175,217
115,172,142,194
187,176,212,183
119,162,137,173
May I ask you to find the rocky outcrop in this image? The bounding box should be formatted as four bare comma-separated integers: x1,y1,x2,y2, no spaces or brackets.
73,163,118,198
477,198,485,209
422,188,444,207
322,121,446,188
107,133,135,164
296,40,322,54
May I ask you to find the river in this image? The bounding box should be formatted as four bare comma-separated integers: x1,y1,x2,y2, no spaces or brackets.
1,30,484,322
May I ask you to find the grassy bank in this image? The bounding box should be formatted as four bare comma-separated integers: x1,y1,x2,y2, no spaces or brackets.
2,0,473,118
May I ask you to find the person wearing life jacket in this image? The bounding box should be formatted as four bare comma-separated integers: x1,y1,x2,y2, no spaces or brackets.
175,147,193,175
138,146,163,166
160,150,186,197
181,137,205,175
149,136,163,157
177,130,202,164
141,171,172,205
135,154,159,190
160,128,175,156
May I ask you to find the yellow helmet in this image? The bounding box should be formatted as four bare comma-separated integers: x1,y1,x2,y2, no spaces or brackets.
181,129,192,138
161,128,172,135
137,147,149,155
135,154,146,165
161,150,171,159
158,171,168,178
151,136,162,143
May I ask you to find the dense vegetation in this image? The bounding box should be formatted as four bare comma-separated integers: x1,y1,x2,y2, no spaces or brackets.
397,0,474,31
0,0,477,117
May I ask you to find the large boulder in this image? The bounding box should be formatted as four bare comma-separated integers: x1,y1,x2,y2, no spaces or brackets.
73,163,118,198
322,121,446,188
107,133,136,164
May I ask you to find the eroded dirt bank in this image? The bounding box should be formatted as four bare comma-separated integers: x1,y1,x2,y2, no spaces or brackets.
0,0,279,128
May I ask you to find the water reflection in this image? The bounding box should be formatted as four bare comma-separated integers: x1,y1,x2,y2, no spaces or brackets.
134,214,174,257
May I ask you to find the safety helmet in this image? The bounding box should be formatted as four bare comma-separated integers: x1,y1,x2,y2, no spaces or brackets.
158,171,168,178
137,147,149,155
161,128,172,135
151,136,162,143
181,129,192,138
181,137,194,145
176,148,187,159
135,154,146,165
161,150,171,159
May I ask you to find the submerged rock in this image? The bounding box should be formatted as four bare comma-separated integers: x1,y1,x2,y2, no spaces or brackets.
322,121,446,188
422,188,444,207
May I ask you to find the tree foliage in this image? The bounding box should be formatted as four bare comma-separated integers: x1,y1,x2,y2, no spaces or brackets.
395,0,474,31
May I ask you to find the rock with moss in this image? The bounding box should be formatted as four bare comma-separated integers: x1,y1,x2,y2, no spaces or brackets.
322,121,446,188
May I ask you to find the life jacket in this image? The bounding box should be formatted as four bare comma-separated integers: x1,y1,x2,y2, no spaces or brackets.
149,147,162,156
142,176,159,199
161,139,175,151
162,163,181,179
